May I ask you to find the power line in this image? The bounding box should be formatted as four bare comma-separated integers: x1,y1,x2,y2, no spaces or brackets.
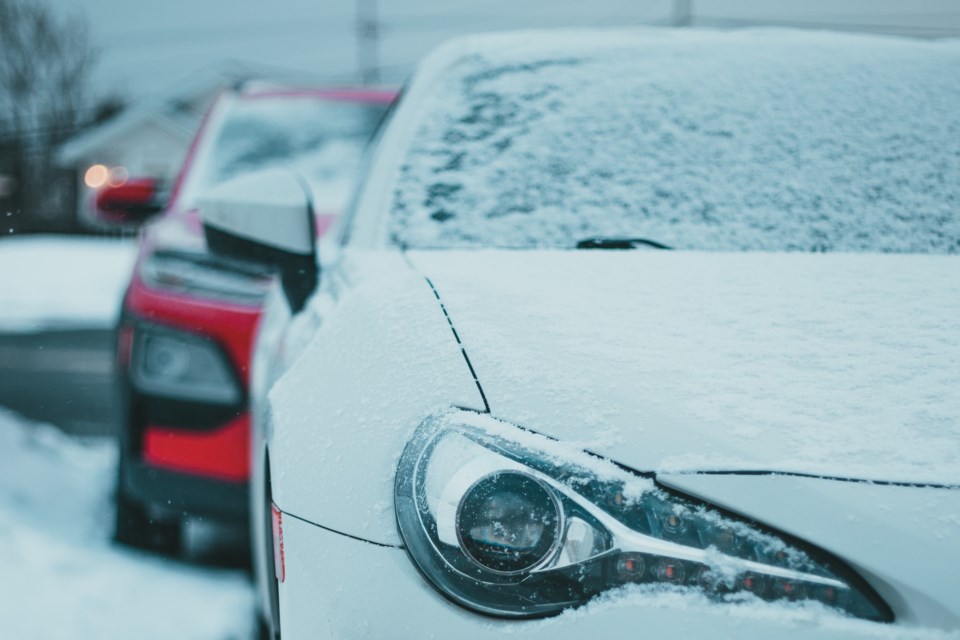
0,119,117,146
102,19,351,52
789,11,960,20
100,6,673,53
693,15,960,36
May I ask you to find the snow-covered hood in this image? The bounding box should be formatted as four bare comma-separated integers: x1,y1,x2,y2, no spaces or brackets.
407,250,960,486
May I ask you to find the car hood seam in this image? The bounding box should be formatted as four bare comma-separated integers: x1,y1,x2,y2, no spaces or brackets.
666,469,960,490
282,509,402,548
400,253,491,413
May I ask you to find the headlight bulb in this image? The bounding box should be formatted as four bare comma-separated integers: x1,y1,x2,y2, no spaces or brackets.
142,335,191,381
456,472,561,574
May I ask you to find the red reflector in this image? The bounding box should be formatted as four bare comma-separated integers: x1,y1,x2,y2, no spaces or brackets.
143,417,251,482
117,325,134,369
272,503,285,583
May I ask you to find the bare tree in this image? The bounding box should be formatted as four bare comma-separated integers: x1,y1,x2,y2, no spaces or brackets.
0,0,97,232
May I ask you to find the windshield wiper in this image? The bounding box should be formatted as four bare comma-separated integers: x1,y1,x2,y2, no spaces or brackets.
575,237,672,250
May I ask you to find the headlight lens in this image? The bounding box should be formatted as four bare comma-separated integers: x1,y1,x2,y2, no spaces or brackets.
457,471,561,574
395,410,891,621
131,324,241,405
140,249,273,305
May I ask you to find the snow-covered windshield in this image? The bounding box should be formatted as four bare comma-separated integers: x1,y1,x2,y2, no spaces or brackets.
199,96,388,212
389,31,960,252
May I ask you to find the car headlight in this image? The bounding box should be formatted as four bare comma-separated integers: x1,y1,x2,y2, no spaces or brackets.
395,410,891,621
130,324,241,405
140,249,273,305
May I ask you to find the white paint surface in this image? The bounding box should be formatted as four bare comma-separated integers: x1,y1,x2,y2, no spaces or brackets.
410,250,960,485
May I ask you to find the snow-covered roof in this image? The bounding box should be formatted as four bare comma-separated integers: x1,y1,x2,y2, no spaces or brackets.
381,28,960,253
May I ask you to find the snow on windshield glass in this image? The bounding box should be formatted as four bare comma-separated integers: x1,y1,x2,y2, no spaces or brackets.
205,97,387,210
389,31,960,251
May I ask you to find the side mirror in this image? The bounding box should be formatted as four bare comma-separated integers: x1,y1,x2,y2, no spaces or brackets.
198,168,318,313
94,178,165,226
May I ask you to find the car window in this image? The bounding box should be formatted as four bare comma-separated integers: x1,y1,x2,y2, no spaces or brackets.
337,91,403,248
198,96,390,212
385,35,960,252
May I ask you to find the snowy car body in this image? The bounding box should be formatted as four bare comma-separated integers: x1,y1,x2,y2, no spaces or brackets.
204,30,959,638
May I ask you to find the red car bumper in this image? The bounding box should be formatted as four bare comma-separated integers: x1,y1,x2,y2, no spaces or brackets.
117,272,262,519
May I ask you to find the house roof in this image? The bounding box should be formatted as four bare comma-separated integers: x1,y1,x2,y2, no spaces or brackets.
56,61,259,166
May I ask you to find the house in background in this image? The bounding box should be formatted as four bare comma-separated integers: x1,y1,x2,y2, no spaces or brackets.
56,63,258,228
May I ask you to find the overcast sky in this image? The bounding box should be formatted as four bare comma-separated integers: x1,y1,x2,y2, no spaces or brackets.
43,0,960,101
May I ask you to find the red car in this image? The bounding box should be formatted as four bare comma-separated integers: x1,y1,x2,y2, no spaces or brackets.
96,83,396,553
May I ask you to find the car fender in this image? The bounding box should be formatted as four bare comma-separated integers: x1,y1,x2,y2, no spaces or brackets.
265,251,485,546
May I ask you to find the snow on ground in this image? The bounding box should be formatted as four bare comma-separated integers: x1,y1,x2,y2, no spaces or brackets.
0,235,136,333
0,407,253,640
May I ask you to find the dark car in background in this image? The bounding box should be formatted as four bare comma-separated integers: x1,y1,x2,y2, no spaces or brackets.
92,83,396,553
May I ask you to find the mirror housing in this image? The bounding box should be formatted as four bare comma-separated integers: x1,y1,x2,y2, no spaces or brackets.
198,169,318,313
94,178,165,226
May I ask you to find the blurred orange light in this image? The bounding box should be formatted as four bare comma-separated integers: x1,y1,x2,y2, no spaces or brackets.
108,166,129,187
84,164,109,188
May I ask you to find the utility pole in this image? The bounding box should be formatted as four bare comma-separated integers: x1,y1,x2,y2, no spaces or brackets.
356,0,380,85
673,0,692,27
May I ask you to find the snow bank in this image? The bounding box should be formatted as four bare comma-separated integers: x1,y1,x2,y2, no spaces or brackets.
0,408,253,640
390,29,960,252
0,235,136,333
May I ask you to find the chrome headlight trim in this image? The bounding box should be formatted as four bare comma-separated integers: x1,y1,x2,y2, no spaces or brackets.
395,409,891,621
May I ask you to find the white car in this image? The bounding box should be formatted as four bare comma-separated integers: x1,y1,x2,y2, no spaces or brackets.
199,29,960,639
